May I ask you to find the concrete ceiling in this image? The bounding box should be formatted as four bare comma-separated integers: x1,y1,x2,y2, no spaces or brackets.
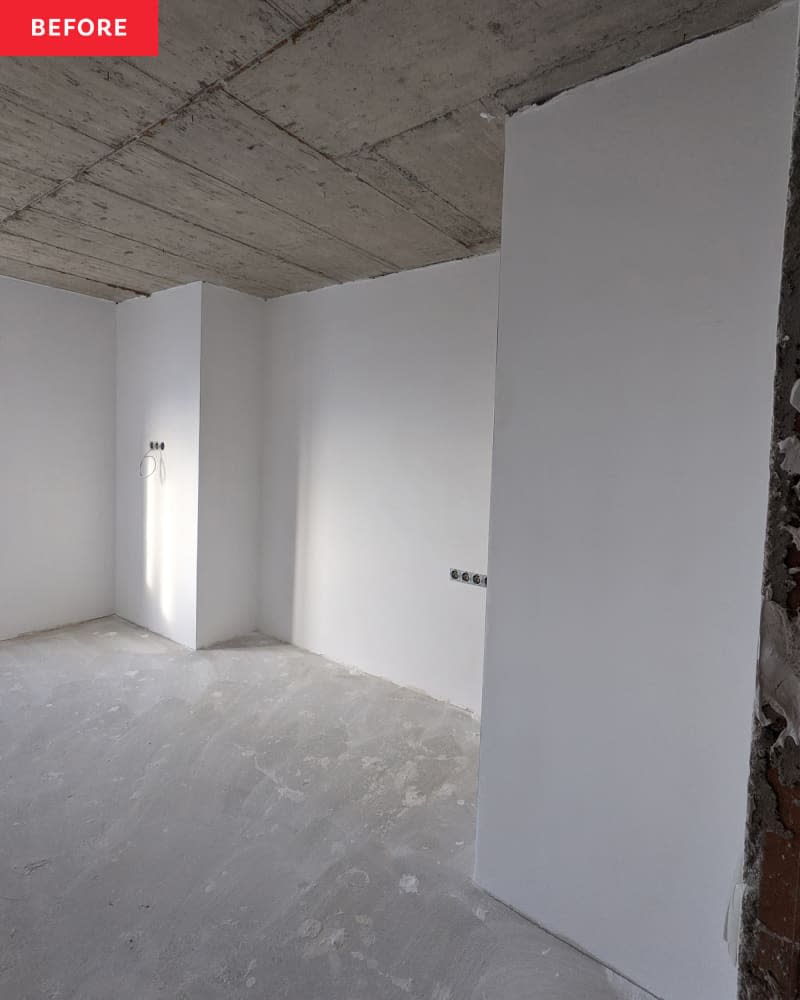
0,0,776,301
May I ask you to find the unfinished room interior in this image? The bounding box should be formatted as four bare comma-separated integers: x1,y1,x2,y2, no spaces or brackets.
6,0,800,997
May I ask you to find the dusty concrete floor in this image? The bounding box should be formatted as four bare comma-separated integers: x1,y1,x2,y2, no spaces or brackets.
0,617,650,1000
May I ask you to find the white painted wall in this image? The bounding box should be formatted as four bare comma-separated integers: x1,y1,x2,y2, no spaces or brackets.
475,7,797,999
260,254,498,713
0,276,116,640
196,284,264,647
115,283,202,648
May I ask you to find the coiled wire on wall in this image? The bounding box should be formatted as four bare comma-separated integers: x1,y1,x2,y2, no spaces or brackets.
139,447,157,479
139,442,165,479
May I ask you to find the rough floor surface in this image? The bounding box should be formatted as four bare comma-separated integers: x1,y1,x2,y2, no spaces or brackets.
0,617,651,999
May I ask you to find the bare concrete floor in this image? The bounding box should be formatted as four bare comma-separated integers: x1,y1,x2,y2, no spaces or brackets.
0,618,651,1000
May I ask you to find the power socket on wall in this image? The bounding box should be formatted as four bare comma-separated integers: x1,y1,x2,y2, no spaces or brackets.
149,441,165,450
450,568,487,588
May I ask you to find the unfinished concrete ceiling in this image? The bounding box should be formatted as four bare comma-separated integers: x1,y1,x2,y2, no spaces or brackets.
0,0,777,301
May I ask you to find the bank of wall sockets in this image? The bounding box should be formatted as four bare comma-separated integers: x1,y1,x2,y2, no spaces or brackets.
450,569,488,588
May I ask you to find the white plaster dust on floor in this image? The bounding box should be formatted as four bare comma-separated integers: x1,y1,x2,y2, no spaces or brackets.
0,618,652,999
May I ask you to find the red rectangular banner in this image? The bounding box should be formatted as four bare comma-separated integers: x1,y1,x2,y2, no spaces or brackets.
0,0,159,56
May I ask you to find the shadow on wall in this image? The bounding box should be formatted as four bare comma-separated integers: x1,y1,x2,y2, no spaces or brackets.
262,333,306,643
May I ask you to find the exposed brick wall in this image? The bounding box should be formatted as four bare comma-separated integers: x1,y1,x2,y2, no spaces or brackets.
740,63,800,1000
744,765,800,995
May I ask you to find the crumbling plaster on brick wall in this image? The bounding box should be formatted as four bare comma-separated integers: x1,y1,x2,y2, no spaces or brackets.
759,601,800,748
741,65,800,998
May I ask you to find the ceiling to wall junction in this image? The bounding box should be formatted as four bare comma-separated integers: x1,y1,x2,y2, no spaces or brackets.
0,0,778,300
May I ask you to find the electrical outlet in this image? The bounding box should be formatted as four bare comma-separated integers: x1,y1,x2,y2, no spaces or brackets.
450,568,487,588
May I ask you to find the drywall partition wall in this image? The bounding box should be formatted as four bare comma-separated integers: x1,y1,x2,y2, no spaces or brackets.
475,6,797,999
115,283,202,648
0,276,115,640
117,282,262,649
260,253,498,714
196,285,264,647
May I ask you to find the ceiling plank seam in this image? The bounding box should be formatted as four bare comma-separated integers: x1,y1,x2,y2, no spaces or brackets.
1,0,359,228
219,88,478,253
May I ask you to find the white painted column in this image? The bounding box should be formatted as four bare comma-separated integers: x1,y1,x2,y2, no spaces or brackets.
475,7,798,997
